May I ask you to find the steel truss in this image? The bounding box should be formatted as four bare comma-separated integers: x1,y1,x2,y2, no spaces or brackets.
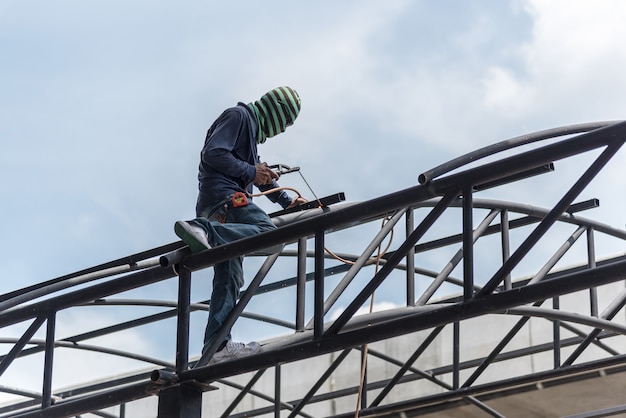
0,121,625,417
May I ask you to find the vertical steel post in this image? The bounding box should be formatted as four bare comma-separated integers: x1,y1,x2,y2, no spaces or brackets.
453,321,460,390
587,228,598,317
42,311,56,409
314,230,325,338
501,210,512,290
157,385,202,418
406,207,415,306
176,266,192,373
275,364,281,418
360,346,368,409
553,296,561,367
160,265,202,418
462,185,474,301
296,238,307,332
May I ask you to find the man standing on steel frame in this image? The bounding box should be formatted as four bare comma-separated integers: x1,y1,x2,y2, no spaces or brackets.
174,86,306,364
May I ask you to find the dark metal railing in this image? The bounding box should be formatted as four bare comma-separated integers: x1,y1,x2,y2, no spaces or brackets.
1,121,625,418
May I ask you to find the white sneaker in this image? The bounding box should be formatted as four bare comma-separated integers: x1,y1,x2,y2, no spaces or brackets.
209,341,261,364
174,220,211,252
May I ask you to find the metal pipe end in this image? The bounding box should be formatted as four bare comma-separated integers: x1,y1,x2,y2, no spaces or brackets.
159,247,191,268
150,369,179,384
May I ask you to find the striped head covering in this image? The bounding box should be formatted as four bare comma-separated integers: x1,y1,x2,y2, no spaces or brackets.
248,86,301,144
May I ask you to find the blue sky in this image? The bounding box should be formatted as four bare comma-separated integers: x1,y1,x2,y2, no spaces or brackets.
1,0,626,402
2,0,623,287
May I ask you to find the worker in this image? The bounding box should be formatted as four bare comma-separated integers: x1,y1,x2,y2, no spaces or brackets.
174,86,306,364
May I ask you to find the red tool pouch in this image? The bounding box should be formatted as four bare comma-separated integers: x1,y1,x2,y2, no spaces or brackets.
232,192,249,208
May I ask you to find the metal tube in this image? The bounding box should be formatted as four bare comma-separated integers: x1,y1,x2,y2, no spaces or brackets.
587,228,598,317
0,241,182,304
42,312,55,409
12,381,161,418
0,259,160,312
406,208,415,306
314,230,325,338
275,365,281,418
296,238,307,332
505,306,626,335
159,247,191,268
3,337,173,369
418,121,619,184
453,322,460,390
462,186,474,301
360,345,368,410
528,226,587,285
150,370,179,384
176,266,192,373
553,297,561,367
0,265,176,328
500,210,511,290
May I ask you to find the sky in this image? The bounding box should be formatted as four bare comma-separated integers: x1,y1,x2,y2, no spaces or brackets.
1,0,626,408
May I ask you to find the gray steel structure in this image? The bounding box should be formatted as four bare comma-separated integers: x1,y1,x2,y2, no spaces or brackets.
0,121,625,417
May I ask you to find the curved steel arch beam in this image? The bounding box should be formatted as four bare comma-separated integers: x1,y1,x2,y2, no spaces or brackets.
419,120,623,184
0,338,174,369
501,306,626,336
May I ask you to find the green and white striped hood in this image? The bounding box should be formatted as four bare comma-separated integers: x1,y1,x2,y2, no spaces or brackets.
248,86,301,144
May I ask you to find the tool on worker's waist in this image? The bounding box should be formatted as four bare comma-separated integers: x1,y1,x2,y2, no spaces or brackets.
232,191,249,207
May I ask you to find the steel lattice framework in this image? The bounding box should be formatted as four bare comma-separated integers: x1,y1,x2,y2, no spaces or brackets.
0,121,625,417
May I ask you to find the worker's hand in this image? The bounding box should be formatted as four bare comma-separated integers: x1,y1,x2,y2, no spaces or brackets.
254,162,279,185
288,197,308,209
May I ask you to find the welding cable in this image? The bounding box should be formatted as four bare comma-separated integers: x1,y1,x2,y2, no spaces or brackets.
323,220,394,266
249,167,323,209
249,186,305,201
252,186,395,266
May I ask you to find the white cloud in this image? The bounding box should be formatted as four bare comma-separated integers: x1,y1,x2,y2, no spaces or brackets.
483,67,528,110
495,0,626,121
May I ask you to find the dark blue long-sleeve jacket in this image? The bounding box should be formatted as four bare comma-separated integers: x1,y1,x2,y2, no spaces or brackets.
196,103,292,215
